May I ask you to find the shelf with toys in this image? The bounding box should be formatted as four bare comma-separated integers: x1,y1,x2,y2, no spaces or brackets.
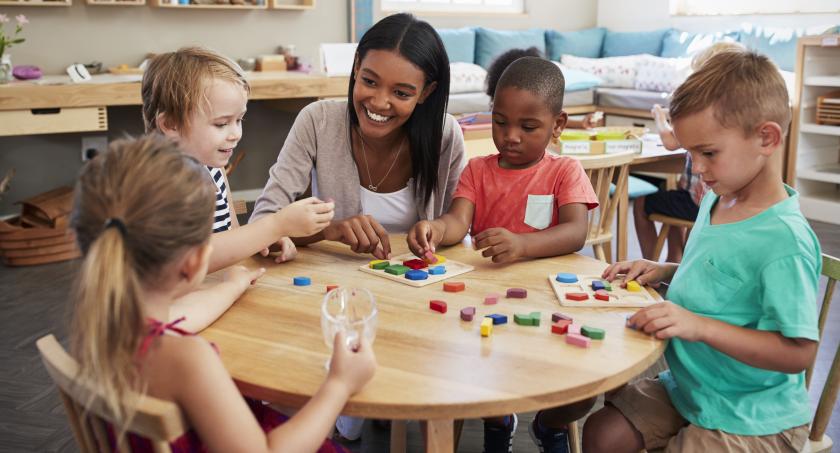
0,0,70,6
86,0,145,5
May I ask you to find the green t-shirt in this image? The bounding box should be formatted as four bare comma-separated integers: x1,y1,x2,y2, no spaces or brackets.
660,185,821,435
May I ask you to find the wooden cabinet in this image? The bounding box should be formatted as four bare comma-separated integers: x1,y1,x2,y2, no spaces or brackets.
789,34,840,225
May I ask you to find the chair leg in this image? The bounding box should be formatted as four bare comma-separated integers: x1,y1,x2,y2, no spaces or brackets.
593,244,606,262
390,420,407,453
652,224,670,262
569,420,582,453
603,240,613,264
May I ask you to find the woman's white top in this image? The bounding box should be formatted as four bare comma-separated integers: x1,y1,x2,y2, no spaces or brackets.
359,182,420,234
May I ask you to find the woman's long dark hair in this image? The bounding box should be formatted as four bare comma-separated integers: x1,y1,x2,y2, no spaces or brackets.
348,13,450,209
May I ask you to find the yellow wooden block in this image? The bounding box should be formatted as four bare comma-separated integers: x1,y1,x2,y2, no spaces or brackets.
481,317,493,337
626,280,641,292
369,259,389,269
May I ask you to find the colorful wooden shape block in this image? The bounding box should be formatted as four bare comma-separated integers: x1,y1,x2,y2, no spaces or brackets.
423,250,438,264
428,265,446,275
594,290,610,302
514,313,532,326
552,312,573,323
626,280,641,292
529,312,541,327
591,280,606,291
369,259,390,270
403,259,428,270
460,306,476,321
565,292,589,301
555,272,578,283
443,281,465,292
481,318,493,337
326,284,339,293
506,288,527,298
625,315,637,330
405,269,429,281
566,333,591,348
385,264,410,275
293,276,311,286
568,323,582,335
485,314,508,325
484,293,500,305
581,326,605,340
429,300,447,314
603,281,613,291
551,320,572,335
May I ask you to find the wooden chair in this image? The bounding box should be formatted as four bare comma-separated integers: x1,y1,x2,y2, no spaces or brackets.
580,152,635,264
648,214,694,262
36,334,189,453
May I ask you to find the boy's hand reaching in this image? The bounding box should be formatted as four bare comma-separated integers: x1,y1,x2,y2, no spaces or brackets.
260,237,298,263
327,331,376,396
277,197,335,238
628,301,707,342
473,228,526,263
223,265,265,293
407,220,443,257
602,259,675,288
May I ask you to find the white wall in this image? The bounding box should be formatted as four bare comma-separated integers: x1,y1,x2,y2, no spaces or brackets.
597,0,840,32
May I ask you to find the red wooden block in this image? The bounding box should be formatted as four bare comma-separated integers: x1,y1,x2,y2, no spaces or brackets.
594,290,610,301
326,284,339,293
552,312,573,323
403,259,428,270
506,288,527,298
443,281,465,292
551,319,572,335
565,292,589,301
460,306,476,321
430,300,447,314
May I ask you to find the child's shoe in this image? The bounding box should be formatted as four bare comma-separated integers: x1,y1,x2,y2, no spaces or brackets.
528,412,570,453
483,413,518,453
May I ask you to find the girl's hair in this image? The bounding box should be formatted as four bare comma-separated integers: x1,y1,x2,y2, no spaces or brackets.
142,46,250,133
69,135,215,438
348,13,450,209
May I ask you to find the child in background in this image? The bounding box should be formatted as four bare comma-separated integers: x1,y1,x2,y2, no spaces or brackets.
634,41,745,262
69,136,375,452
584,50,819,452
408,57,597,453
142,47,335,331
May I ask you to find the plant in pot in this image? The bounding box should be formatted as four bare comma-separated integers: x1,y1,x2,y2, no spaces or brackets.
0,14,27,84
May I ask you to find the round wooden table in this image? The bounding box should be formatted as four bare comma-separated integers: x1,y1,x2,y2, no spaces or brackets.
202,235,665,452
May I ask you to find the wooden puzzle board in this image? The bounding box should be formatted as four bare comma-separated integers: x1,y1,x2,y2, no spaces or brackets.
548,274,659,308
359,253,474,287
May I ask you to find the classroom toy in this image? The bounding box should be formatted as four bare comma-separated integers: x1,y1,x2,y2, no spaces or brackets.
514,313,531,326
506,288,527,298
460,306,476,321
484,294,499,305
626,280,642,292
403,259,428,270
481,318,493,337
293,276,311,286
566,333,591,348
549,273,659,308
444,281,466,292
486,314,508,325
326,284,338,293
430,300,447,314
359,253,472,287
405,269,429,281
568,323,582,335
591,280,606,291
551,320,572,335
555,273,578,283
530,312,541,327
424,251,438,264
552,312,573,323
582,326,605,340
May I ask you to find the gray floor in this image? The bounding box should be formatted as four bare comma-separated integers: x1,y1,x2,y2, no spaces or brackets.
1,209,838,453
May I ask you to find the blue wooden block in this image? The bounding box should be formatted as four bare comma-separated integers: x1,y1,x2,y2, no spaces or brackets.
485,314,508,325
293,276,311,286
591,280,606,291
405,269,429,281
555,273,578,283
428,265,446,275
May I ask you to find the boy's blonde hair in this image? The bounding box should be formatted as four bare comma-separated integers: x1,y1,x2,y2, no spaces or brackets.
690,41,745,71
141,47,249,133
670,50,791,137
69,135,215,443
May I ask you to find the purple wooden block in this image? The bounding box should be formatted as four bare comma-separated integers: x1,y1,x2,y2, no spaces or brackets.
552,312,573,323
506,287,527,298
460,306,476,322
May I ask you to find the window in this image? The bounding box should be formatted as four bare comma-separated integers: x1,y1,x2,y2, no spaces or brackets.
381,0,524,14
670,0,840,15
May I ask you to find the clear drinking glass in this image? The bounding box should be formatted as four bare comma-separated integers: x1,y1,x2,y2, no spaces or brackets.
321,287,377,368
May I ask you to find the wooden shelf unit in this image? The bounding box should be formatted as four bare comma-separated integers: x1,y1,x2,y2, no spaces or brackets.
0,0,70,5
271,0,312,9
149,0,267,9
789,34,840,225
86,0,145,5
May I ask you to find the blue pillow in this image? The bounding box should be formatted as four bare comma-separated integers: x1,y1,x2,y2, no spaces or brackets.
546,27,606,60
561,67,602,92
437,27,476,64
602,28,670,57
738,24,832,72
475,28,546,69
660,29,740,58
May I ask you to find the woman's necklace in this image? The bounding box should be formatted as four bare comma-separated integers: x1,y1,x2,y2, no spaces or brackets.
357,130,406,192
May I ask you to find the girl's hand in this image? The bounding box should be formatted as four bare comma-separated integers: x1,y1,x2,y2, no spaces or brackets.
407,220,443,257
628,301,707,341
277,197,335,238
322,215,391,260
473,228,526,263
601,259,672,288
651,104,681,150
259,237,298,263
224,265,265,292
328,331,376,396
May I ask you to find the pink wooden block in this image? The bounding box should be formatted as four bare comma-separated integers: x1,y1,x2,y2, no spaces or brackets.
566,333,591,348
484,293,500,305
424,250,438,264
506,288,527,298
568,323,582,335
460,306,476,321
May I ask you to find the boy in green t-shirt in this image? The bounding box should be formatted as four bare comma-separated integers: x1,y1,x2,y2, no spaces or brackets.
582,51,821,452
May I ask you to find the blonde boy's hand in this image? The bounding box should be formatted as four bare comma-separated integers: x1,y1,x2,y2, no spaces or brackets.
407,220,443,257
602,259,672,288
258,237,298,263
473,228,526,263
328,331,376,396
224,265,265,293
277,197,335,238
628,301,707,341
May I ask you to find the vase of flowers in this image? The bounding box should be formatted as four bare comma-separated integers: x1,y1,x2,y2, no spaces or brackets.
0,14,28,84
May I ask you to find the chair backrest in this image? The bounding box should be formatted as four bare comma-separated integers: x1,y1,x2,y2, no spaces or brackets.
36,334,189,453
807,254,840,443
577,152,635,248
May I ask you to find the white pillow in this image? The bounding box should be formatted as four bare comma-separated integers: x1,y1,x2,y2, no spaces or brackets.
561,54,643,89
449,62,488,94
634,55,692,93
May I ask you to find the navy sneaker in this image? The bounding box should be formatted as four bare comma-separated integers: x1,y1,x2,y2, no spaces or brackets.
483,414,518,453
529,413,570,453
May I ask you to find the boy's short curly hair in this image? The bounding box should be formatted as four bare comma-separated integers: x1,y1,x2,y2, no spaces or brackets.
485,46,544,98
670,50,790,136
495,56,566,114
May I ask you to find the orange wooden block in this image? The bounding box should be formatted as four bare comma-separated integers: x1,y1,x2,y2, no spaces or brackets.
326,284,339,293
443,281,465,292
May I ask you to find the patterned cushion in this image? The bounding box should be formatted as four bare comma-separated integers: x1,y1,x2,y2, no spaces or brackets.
449,62,487,94
561,54,643,89
634,55,692,93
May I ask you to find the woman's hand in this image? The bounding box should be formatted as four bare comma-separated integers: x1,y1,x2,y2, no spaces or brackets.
260,237,298,263
322,215,391,260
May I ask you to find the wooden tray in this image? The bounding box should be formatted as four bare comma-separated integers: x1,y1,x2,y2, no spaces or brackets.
817,90,840,126
358,253,474,287
0,217,72,240
17,186,74,229
549,274,659,308
0,231,76,250
3,248,80,267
